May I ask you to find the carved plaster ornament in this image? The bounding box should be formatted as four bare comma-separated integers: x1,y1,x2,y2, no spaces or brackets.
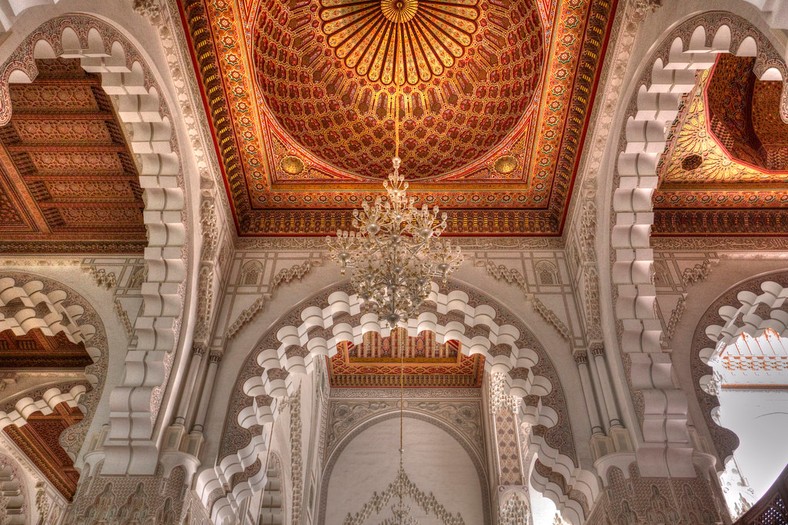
290,388,303,525
343,464,466,525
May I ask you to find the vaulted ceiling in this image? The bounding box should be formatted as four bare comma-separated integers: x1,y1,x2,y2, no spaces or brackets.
181,0,618,236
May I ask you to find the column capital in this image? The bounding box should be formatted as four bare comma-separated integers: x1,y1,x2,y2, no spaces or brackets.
192,342,208,357
589,342,605,357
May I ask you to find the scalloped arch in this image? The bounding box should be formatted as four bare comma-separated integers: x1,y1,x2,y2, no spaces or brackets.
610,12,787,476
198,282,598,525
0,450,28,525
0,385,86,431
0,271,110,462
690,272,788,464
0,14,189,473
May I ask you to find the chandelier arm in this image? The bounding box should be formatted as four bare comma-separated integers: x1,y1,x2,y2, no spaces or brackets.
326,67,462,328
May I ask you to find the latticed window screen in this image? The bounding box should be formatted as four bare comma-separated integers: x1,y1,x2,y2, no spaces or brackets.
753,495,787,525
737,465,788,525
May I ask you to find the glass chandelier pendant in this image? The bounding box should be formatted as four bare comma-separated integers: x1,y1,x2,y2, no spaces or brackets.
326,155,462,326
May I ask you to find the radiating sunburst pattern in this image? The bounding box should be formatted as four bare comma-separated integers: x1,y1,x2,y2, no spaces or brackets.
319,0,479,85
661,69,785,184
253,0,544,180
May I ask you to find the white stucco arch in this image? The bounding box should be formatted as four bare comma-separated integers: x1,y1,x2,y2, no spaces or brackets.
197,280,598,525
0,2,204,475
0,270,119,468
0,450,28,525
0,385,86,430
594,2,788,479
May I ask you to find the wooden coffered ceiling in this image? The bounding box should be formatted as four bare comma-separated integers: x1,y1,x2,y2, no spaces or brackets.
3,401,84,500
653,54,788,236
0,328,92,369
0,327,93,501
180,0,618,236
0,58,146,254
327,329,484,388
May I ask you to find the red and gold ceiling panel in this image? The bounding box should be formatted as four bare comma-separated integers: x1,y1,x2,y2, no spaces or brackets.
327,328,484,388
654,56,788,236
0,59,146,254
180,0,617,235
0,328,93,369
3,402,83,500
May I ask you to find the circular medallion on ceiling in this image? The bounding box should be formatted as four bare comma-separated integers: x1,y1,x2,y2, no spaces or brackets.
320,0,478,86
253,0,544,180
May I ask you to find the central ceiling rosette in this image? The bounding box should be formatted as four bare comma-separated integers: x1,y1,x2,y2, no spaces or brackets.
320,0,479,86
253,0,544,180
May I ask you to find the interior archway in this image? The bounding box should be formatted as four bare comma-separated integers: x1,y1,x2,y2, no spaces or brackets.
604,10,787,478
322,413,487,525
200,280,595,524
690,273,788,518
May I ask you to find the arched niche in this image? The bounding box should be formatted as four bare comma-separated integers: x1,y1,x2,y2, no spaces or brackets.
322,413,487,525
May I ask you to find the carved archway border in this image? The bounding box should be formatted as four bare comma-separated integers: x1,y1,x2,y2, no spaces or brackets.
690,270,788,464
199,280,595,524
318,410,492,525
0,449,30,523
0,271,109,460
0,14,189,472
257,451,285,525
609,11,786,476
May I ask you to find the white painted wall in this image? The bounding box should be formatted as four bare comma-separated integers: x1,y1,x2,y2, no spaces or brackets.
713,333,788,511
717,388,788,497
324,416,484,524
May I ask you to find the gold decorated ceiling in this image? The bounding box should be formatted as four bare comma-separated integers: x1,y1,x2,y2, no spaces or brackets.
180,0,617,235
654,55,788,236
327,328,484,388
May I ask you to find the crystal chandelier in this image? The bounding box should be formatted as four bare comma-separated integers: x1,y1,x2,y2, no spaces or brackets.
326,91,462,326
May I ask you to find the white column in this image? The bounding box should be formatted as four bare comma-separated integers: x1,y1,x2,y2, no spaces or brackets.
192,350,222,433
575,351,604,435
590,343,622,427
174,343,206,425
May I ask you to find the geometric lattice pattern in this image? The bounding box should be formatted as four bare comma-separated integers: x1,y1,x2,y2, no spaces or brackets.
180,0,618,235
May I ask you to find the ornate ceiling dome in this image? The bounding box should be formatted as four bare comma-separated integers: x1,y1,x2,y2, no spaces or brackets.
253,0,544,180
